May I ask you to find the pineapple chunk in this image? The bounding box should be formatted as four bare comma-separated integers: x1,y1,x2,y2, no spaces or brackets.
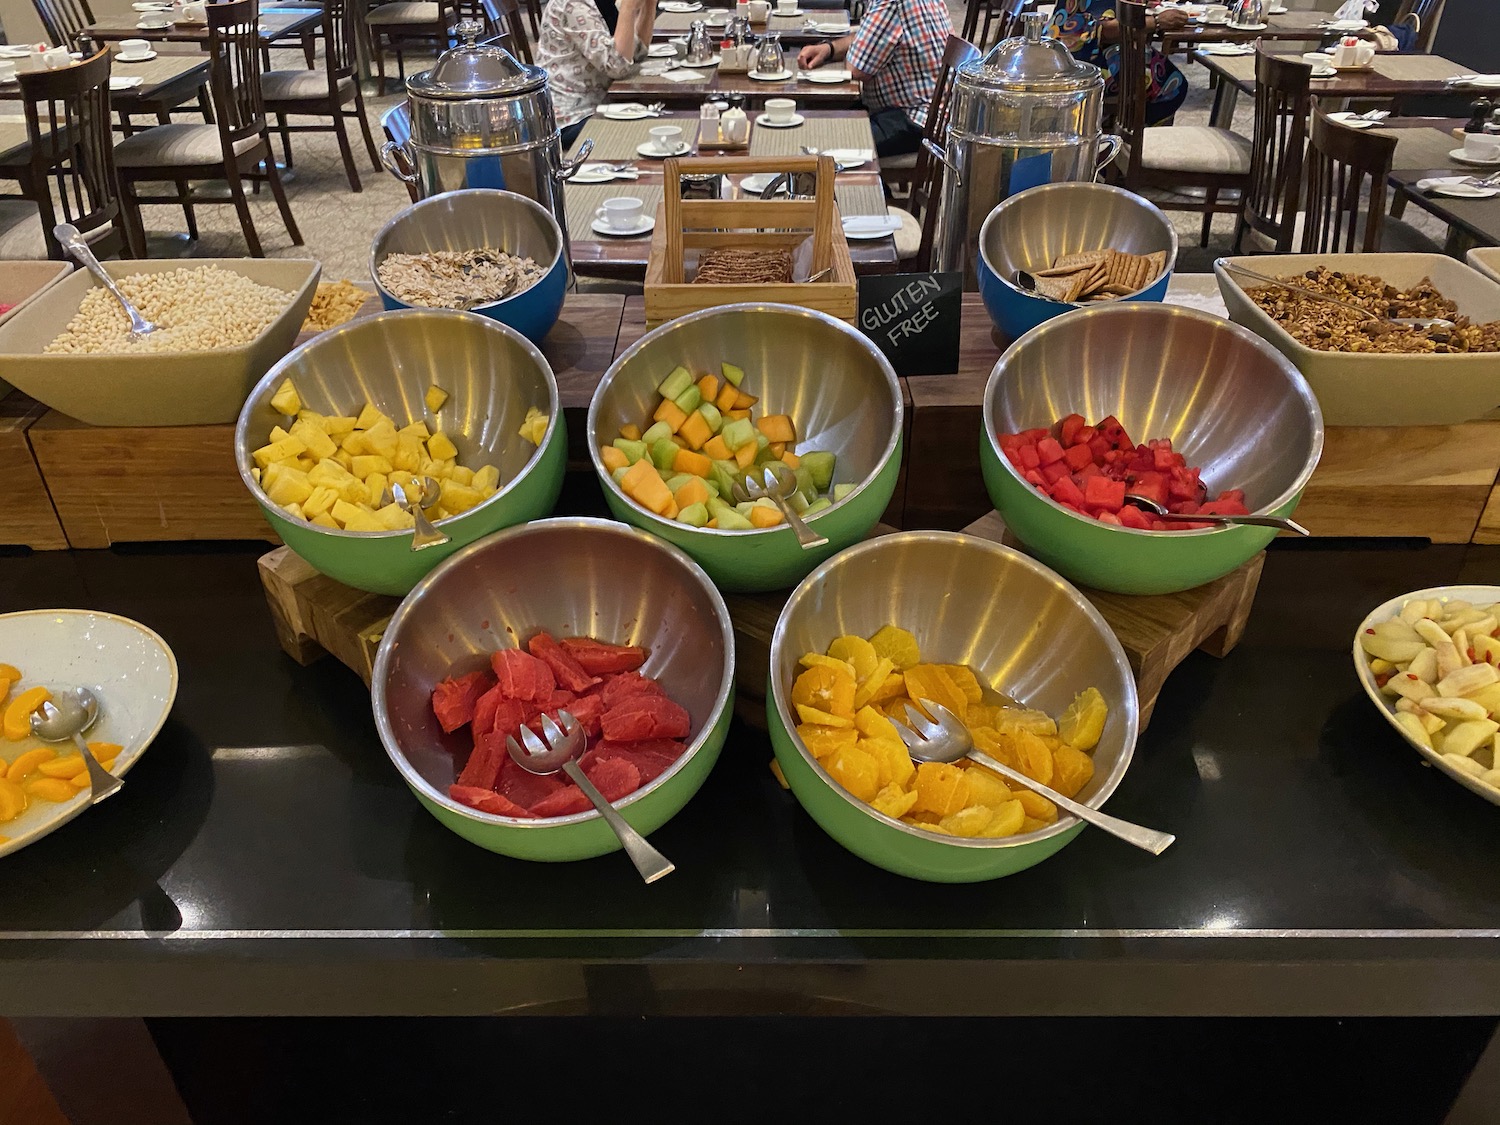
351,454,393,478
364,472,389,506
307,459,352,488
333,450,355,469
447,465,474,486
427,431,459,461
324,415,357,436
303,486,338,520
265,467,313,507
270,378,302,416
472,464,500,494
438,478,483,515
399,421,431,440
341,508,387,532
289,419,337,460
284,501,305,520
252,435,305,469
393,434,423,473
339,430,367,455
296,409,328,431
330,499,365,527
364,420,399,460
309,511,340,530
517,406,548,445
373,503,414,531
337,478,370,505
425,385,449,412
354,403,390,431
269,424,292,443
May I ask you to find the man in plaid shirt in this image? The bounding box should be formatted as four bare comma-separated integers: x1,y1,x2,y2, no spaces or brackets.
797,0,952,157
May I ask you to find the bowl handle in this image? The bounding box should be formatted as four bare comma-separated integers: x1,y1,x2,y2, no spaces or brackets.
557,138,596,180
922,136,961,186
380,140,419,185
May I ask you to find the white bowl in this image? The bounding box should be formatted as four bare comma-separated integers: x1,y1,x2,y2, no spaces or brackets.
0,610,179,858
1468,247,1500,286
1352,585,1500,808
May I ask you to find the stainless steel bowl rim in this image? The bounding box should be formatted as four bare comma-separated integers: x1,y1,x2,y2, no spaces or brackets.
234,306,561,539
768,530,1141,848
977,181,1181,304
984,302,1326,537
367,188,566,311
586,301,905,538
371,516,737,828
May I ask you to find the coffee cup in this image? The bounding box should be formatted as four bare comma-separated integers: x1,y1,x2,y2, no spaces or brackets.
136,14,169,28
0,61,16,83
118,38,151,58
765,97,796,124
1203,4,1228,21
775,0,795,13
1464,132,1500,162
649,124,683,153
747,0,769,20
180,1,207,22
596,197,645,230
40,46,71,69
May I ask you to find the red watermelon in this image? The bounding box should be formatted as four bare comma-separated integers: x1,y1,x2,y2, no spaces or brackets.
473,687,528,745
490,648,556,702
431,670,494,733
454,737,507,790
600,672,665,708
560,637,647,676
449,784,536,818
530,785,592,818
601,695,691,741
528,631,600,693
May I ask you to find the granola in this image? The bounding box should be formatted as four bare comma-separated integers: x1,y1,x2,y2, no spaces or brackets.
1246,267,1500,354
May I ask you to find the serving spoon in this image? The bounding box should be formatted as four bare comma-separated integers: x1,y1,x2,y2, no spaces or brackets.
54,223,158,342
30,686,124,803
1123,492,1310,536
1217,258,1455,330
390,477,450,551
731,462,827,549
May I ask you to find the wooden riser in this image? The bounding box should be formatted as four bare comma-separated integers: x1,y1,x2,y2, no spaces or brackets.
0,395,67,551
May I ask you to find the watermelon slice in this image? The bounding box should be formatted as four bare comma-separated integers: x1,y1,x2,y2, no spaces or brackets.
528,631,601,693
560,636,647,676
495,754,567,809
601,695,691,741
530,785,592,818
455,736,507,789
586,756,641,802
431,670,494,733
490,648,556,702
449,784,536,818
600,671,666,708
473,687,529,746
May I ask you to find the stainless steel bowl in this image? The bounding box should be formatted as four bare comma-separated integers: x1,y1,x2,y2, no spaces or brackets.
372,517,736,860
767,532,1141,881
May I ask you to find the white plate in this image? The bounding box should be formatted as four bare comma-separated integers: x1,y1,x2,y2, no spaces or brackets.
842,215,898,239
1352,585,1500,808
599,102,651,120
591,214,655,237
1450,148,1500,167
569,163,637,183
748,69,794,81
0,46,33,57
0,74,16,85
1226,21,1267,29
739,172,785,194
806,21,847,32
660,68,709,82
754,111,804,128
1327,111,1380,129
1452,75,1500,89
678,55,720,68
1325,17,1366,28
636,140,691,157
108,76,144,90
647,43,677,57
1267,5,1287,12
820,147,871,167
1199,43,1254,55
659,1,701,10
0,610,178,860
1417,176,1500,199
800,68,850,83
116,50,158,61
131,2,172,8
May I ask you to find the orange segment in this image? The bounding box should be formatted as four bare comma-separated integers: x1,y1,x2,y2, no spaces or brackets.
796,723,857,761
794,703,854,728
6,747,56,783
791,665,856,719
868,626,920,670
3,686,50,741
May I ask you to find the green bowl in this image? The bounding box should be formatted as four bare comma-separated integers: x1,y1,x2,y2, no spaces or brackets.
588,303,904,593
235,308,565,596
768,531,1140,883
371,517,736,862
981,303,1324,596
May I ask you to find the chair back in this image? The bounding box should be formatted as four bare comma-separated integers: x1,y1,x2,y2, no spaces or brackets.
1241,45,1311,252
16,48,120,259
321,0,360,82
31,0,94,48
1301,104,1397,254
208,0,268,152
1114,0,1150,183
381,101,421,202
480,0,532,63
978,0,1032,49
1394,0,1444,52
910,34,980,270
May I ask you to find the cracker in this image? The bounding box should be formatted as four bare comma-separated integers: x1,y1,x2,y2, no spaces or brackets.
1145,250,1168,281
1033,274,1076,302
1102,282,1136,295
1053,250,1108,271
1033,263,1087,277
1063,269,1092,303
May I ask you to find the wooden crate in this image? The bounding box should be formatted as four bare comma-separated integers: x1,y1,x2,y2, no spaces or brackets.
259,547,394,684
643,155,856,329
0,394,67,550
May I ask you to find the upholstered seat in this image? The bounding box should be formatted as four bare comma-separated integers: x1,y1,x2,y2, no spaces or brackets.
890,206,920,260
1243,210,1443,255
0,200,114,259
114,123,262,168
1134,125,1253,176
366,2,440,24
261,69,356,101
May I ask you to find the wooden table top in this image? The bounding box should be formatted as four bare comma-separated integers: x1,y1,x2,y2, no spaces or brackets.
1162,9,1332,53
0,46,208,106
1390,166,1500,248
651,8,850,43
609,67,861,108
1193,50,1475,99
86,5,322,44
0,120,31,164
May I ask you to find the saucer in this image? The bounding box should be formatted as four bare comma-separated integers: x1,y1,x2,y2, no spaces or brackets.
647,43,677,57
108,75,144,90
592,214,655,237
821,147,871,167
570,163,638,183
755,111,804,128
637,140,691,158
658,1,702,11
0,46,31,57
1450,148,1500,167
842,215,899,239
1327,111,1380,129
117,50,158,61
800,68,850,83
600,102,651,119
1330,61,1375,71
1310,65,1336,78
678,55,721,67
739,172,786,194
749,69,794,81
0,73,16,85
1417,176,1500,198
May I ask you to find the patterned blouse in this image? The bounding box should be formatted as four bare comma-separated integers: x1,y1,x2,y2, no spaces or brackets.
847,0,952,125
1047,0,1186,112
537,0,647,128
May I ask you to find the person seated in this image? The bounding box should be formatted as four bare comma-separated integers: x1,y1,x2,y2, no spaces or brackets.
537,0,655,147
795,0,951,158
1048,0,1190,126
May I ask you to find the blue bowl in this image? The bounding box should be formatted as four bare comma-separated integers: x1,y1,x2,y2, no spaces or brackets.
370,188,566,345
977,182,1178,341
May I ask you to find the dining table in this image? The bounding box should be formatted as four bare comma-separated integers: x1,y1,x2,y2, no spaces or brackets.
564,109,897,277
651,6,851,45
84,3,324,45
1379,120,1500,252
608,66,863,109
1159,8,1335,57
0,119,31,165
0,45,211,120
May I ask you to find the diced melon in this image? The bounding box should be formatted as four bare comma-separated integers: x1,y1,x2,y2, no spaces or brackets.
715,382,739,412
678,410,712,451
721,362,744,387
725,408,751,421
721,418,756,452
781,450,801,469
427,432,459,461
734,441,758,470
674,477,711,509
642,421,673,446
651,438,680,471
749,505,784,528
678,502,709,527
734,389,757,409
801,451,836,491
804,497,832,515
613,438,647,464
673,448,712,477
696,375,719,402
703,434,732,461
757,414,795,444
833,482,856,502
674,386,703,414
658,365,694,401
716,508,754,530
653,399,688,433
619,423,642,442
621,458,673,515
425,384,449,412
698,403,723,433
601,445,629,472
270,378,302,416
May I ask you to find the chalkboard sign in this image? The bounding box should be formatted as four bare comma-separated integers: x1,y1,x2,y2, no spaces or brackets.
856,272,963,377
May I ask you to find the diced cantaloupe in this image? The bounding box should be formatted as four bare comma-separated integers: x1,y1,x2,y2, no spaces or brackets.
653,399,688,433
621,458,673,514
725,408,751,420
715,383,739,412
662,498,679,521
757,414,795,443
734,442,758,469
781,450,800,469
601,445,629,472
677,410,712,451
734,390,757,409
769,442,785,458
697,375,719,402
750,505,785,528
703,434,732,462
674,477,710,509
673,448,712,477
620,423,642,441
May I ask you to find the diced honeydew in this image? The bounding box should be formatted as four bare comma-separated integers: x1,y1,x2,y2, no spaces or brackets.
721,361,745,387
804,497,832,515
642,420,673,446
698,403,723,433
833,482,855,502
658,365,694,401
800,451,836,491
613,438,648,464
678,502,709,527
674,386,703,414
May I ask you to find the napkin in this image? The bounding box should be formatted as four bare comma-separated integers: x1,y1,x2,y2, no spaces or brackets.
109,75,144,89
661,69,709,82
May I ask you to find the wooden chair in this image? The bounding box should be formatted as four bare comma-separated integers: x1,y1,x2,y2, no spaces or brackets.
1235,46,1310,253
381,100,421,203
883,33,978,195
367,0,462,94
1393,0,1444,53
114,0,302,257
1301,104,1437,254
480,0,531,63
263,0,382,191
889,34,980,268
0,49,124,260
960,0,1030,51
30,0,93,48
1111,0,1250,247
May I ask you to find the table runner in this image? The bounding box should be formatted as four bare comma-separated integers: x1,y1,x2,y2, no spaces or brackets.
569,117,701,161
748,114,874,156
831,181,886,218
653,9,846,33
1386,126,1467,171
1372,54,1469,82
565,182,666,239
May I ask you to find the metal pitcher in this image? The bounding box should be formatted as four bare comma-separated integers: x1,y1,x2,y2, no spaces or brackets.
931,13,1122,287
755,32,784,76
687,19,715,64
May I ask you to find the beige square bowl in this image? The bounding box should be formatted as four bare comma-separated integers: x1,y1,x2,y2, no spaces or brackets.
1215,253,1500,426
1467,247,1500,287
0,258,320,427
0,260,74,401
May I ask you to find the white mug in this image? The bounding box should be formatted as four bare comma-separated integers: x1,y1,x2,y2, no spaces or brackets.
180,1,207,22
596,197,644,230
764,97,796,123
649,124,683,153
118,38,151,58
40,46,71,69
747,0,769,19
136,15,170,28
1464,133,1500,162
1203,4,1229,20
775,0,795,13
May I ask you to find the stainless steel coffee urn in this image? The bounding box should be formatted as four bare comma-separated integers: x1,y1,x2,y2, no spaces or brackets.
380,20,591,252
932,13,1121,286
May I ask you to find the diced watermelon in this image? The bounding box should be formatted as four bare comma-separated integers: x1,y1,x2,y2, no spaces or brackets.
1073,461,1101,482
1018,444,1041,471
1004,449,1023,469
1063,443,1093,471
449,784,536,818
560,636,648,676
601,672,665,708
1021,427,1049,444
455,735,507,789
431,670,494,733
1118,503,1153,530
585,755,641,802
1083,476,1126,512
1040,460,1070,486
1058,413,1086,447
1050,475,1086,509
1097,415,1132,449
1075,425,1097,445
490,648,556,701
1036,437,1065,466
528,631,601,693
1024,470,1045,486
1128,472,1168,511
1152,444,1180,472
1087,435,1110,462
601,694,692,741
1097,510,1124,526
531,785,592,818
